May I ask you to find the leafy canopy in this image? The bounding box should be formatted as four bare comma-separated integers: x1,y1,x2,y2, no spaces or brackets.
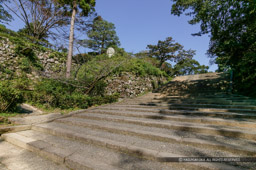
0,0,12,23
147,37,195,68
171,0,256,67
85,17,120,53
172,58,209,76
57,0,96,16
170,0,256,96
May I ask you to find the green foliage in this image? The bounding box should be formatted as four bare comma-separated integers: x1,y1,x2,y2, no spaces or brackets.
16,47,44,73
0,80,24,112
85,17,120,53
30,79,79,109
117,58,166,77
17,21,49,41
135,52,162,68
172,59,209,76
147,37,195,68
89,80,107,96
0,24,52,50
0,0,12,23
0,63,14,79
90,94,119,106
57,0,96,16
4,0,70,43
73,53,92,64
77,54,167,79
76,54,113,80
171,0,256,96
0,24,20,38
151,80,158,90
28,78,119,110
233,52,256,97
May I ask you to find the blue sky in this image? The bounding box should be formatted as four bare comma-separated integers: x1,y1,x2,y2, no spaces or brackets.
95,0,217,71
5,0,217,71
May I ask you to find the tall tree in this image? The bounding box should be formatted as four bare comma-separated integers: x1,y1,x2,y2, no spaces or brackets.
56,0,96,78
172,59,209,76
170,0,256,96
86,16,120,54
3,0,68,40
147,37,194,68
0,0,12,23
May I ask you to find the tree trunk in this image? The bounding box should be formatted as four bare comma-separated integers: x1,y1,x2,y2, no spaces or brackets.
159,60,164,69
66,0,77,78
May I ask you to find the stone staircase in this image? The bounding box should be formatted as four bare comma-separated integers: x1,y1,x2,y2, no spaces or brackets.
1,73,256,169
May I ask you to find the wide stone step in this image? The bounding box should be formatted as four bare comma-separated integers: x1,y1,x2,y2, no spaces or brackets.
121,103,256,110
52,116,256,159
159,96,256,103
71,113,256,141
122,99,235,105
2,132,122,170
162,96,252,100
2,130,174,170
163,92,228,96
30,121,250,169
0,140,68,170
94,107,256,119
108,103,256,114
160,95,256,101
140,99,256,105
170,106,255,114
77,109,256,128
82,108,256,129
153,105,256,114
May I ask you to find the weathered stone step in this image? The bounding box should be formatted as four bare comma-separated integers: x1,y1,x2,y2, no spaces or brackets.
163,91,228,95
166,95,252,99
122,98,235,105
94,107,256,119
0,140,69,170
31,121,249,170
232,101,256,105
82,108,256,129
2,132,122,170
2,131,176,170
71,113,256,141
157,97,252,102
29,122,242,170
161,88,226,92
161,95,256,101
122,100,234,106
111,102,256,113
226,98,256,101
122,102,256,110
142,99,255,105
52,117,256,160
151,105,256,114
166,97,256,103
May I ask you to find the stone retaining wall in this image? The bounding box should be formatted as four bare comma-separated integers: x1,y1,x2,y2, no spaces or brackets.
0,37,167,98
106,72,167,98
0,37,66,79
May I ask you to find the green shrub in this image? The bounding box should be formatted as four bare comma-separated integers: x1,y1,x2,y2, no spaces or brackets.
29,78,119,109
90,93,119,106
30,79,78,109
0,64,15,80
151,80,158,90
17,46,44,73
88,80,107,96
114,57,167,77
76,54,168,79
0,81,24,112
